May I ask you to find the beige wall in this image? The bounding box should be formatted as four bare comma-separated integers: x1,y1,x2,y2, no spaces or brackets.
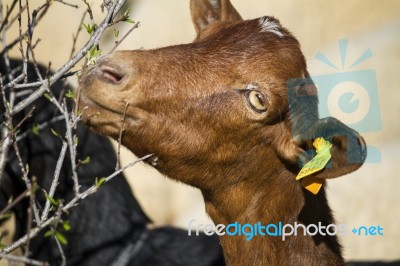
3,0,400,262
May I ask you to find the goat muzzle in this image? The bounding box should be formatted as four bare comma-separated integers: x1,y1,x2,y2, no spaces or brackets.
98,63,125,84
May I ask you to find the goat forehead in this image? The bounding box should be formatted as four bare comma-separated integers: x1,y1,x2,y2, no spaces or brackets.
258,16,285,38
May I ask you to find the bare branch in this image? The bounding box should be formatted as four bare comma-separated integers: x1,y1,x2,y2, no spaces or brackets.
54,0,79,9
2,154,153,254
0,0,18,33
10,0,126,116
0,2,147,263
116,102,129,170
63,102,80,196
69,11,87,59
40,141,68,224
108,21,140,54
16,114,65,142
0,253,45,266
0,188,29,217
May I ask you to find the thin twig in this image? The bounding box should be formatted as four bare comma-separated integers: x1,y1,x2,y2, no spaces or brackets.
0,106,35,145
63,102,80,196
54,0,79,9
0,0,18,32
4,4,27,32
116,102,129,170
0,1,51,59
16,114,65,142
12,141,30,191
81,0,94,26
48,202,66,266
0,188,29,217
0,253,45,266
69,11,87,59
19,0,28,84
12,71,80,90
12,141,41,225
10,0,127,117
25,176,38,257
108,21,140,54
0,6,18,179
2,154,153,254
40,141,68,224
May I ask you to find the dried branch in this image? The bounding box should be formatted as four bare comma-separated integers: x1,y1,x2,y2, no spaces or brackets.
0,253,45,266
108,21,140,54
63,102,80,196
54,0,79,9
69,11,87,59
40,141,68,224
0,0,18,33
10,0,126,117
116,102,129,170
0,1,147,264
0,188,29,217
2,154,153,254
16,114,65,142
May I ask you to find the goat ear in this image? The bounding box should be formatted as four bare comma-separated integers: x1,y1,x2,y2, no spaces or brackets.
277,78,367,179
300,117,367,179
278,117,367,179
190,0,242,37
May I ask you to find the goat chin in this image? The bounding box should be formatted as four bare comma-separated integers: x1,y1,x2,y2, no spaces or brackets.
79,0,366,265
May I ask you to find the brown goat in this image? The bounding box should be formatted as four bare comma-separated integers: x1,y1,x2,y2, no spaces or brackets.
78,0,367,265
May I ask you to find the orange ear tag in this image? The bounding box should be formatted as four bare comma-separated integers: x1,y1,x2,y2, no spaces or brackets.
295,137,332,195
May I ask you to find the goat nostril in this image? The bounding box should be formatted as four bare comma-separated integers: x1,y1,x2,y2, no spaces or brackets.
100,66,124,84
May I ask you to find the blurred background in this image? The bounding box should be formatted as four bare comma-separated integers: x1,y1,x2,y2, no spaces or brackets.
4,0,400,262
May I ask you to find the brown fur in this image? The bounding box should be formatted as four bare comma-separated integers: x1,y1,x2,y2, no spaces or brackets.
78,1,366,265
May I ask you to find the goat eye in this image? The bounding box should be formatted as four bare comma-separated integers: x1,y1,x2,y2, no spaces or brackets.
247,91,267,112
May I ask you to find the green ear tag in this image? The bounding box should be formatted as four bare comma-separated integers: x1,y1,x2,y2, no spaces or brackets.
296,137,332,194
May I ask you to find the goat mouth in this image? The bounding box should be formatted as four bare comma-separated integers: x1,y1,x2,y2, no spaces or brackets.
79,91,125,119
99,65,125,84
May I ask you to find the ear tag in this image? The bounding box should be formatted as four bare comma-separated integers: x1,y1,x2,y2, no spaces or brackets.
296,137,332,194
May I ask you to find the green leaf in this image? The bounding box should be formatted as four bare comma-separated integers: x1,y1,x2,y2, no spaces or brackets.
82,23,90,33
44,92,52,102
81,156,90,165
121,8,134,24
95,177,106,188
82,23,97,35
0,212,12,222
61,220,71,232
65,90,75,99
74,135,79,145
43,190,60,206
32,182,40,193
123,8,131,17
114,29,119,38
50,128,61,138
87,46,102,65
55,232,68,245
31,123,40,135
44,230,53,238
122,17,134,24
